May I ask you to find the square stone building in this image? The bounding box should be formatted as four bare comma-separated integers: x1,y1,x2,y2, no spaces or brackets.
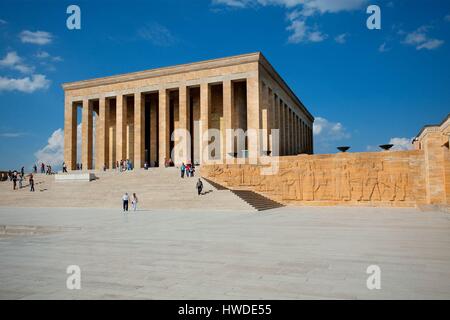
62,52,314,170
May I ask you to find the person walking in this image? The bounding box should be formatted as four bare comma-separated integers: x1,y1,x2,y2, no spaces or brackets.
196,178,203,196
190,164,195,177
62,162,68,173
41,163,45,174
122,193,129,212
131,193,138,211
33,164,37,173
185,163,191,177
18,174,23,189
21,166,25,177
180,163,185,178
12,173,17,190
29,174,35,192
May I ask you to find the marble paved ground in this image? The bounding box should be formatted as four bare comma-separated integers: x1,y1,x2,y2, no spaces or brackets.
0,206,449,299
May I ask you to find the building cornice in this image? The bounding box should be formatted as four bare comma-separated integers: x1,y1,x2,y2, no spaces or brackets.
414,113,450,141
258,52,314,122
62,52,261,91
62,51,314,122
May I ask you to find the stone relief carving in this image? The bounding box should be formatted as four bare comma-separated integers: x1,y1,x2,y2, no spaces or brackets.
204,156,413,203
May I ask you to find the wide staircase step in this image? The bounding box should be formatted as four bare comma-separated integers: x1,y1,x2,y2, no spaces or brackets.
201,177,284,211
202,177,229,190
0,168,255,211
230,190,285,211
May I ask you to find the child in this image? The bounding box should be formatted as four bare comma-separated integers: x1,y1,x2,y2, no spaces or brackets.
131,193,138,211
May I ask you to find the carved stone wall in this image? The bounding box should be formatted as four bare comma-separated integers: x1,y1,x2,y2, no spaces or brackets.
201,150,427,207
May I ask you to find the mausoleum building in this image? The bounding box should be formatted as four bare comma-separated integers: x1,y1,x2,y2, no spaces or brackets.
63,52,314,170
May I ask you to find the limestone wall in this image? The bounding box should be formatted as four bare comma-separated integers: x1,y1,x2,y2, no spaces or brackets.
202,115,450,208
201,150,430,207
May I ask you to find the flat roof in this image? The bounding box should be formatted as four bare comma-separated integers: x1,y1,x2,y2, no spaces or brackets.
62,52,314,121
414,113,450,139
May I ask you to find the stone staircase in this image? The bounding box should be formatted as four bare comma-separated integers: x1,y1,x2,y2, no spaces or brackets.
0,168,254,211
203,177,284,211
230,190,285,211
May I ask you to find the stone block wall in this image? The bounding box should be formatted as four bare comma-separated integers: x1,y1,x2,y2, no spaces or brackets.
202,150,426,207
202,116,450,207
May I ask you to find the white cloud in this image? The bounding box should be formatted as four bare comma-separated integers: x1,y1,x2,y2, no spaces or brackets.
35,121,99,168
0,132,25,138
0,74,50,93
389,137,413,151
378,42,390,52
445,14,450,22
402,26,444,50
0,19,7,25
138,23,177,46
286,19,327,43
34,128,65,167
213,0,367,43
287,20,307,43
416,39,444,50
52,56,63,62
308,30,327,42
302,0,367,14
19,30,53,45
313,117,350,139
213,0,250,7
35,51,63,62
214,0,367,11
35,51,50,59
0,51,34,73
334,33,347,44
313,117,351,153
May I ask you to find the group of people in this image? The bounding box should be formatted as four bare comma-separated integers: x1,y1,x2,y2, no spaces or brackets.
180,162,195,178
33,163,53,175
116,159,133,172
121,192,138,212
8,167,35,192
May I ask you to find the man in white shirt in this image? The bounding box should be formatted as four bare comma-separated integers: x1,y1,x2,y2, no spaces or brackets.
122,193,129,212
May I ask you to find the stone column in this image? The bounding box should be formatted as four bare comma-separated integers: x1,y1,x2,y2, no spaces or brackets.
64,98,77,170
297,117,302,153
260,82,269,154
200,83,210,164
279,99,284,156
284,105,289,155
290,110,294,155
116,95,127,162
223,80,233,162
81,98,93,170
150,95,158,166
134,92,145,168
108,105,116,169
178,84,190,164
268,89,274,154
293,115,297,154
96,97,110,170
158,89,170,166
273,95,280,155
285,106,290,155
247,76,261,162
300,120,304,153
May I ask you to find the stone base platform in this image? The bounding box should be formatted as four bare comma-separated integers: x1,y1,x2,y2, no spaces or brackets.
54,172,95,182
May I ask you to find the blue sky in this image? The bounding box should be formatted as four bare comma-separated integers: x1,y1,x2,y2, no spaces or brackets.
0,0,449,170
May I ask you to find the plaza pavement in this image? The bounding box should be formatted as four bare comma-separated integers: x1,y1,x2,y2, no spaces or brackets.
0,206,449,299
